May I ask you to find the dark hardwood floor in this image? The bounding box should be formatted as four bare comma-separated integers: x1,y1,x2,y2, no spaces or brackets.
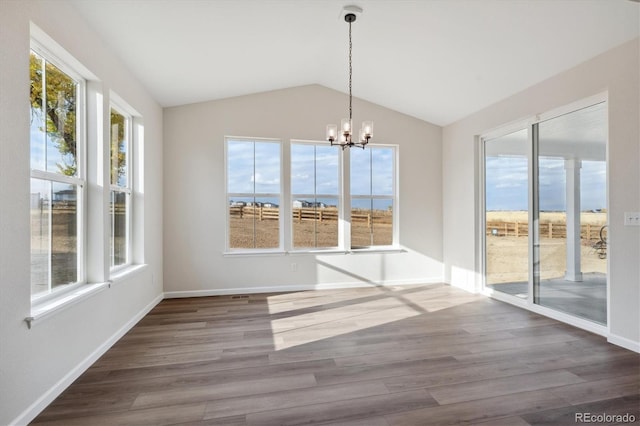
31,284,640,425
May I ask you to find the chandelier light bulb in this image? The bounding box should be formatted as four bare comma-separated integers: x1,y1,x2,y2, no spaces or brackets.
362,121,373,138
326,124,337,142
341,118,352,134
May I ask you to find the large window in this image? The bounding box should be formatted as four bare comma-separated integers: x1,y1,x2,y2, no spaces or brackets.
30,48,85,299
110,107,131,268
350,146,396,247
225,139,397,252
226,138,282,250
291,142,339,249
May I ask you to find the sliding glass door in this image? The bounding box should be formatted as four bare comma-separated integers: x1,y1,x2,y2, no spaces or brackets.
484,100,607,326
484,129,529,299
535,102,608,324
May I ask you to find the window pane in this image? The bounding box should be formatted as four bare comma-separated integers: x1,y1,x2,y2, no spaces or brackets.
351,198,393,247
292,197,338,248
350,146,395,248
30,52,46,171
254,142,280,194
254,197,280,249
228,196,279,249
111,190,128,267
291,144,314,195
31,179,78,297
536,102,607,324
110,109,128,187
350,148,371,196
351,198,373,247
51,182,78,286
227,140,256,193
315,145,339,195
372,199,393,245
291,143,340,249
372,148,393,195
31,179,50,297
484,129,529,295
291,144,339,194
30,51,78,176
227,139,281,250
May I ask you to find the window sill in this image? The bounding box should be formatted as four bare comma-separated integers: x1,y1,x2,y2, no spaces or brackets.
110,263,147,284
349,247,405,254
223,247,405,257
223,250,287,257
289,249,348,255
26,281,110,329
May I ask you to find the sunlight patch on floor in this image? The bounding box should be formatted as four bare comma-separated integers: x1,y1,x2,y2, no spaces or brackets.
266,285,481,350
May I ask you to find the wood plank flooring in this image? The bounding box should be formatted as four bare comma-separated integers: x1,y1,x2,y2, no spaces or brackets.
31,284,640,425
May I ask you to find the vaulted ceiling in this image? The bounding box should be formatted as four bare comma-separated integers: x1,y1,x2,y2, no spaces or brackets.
71,0,639,126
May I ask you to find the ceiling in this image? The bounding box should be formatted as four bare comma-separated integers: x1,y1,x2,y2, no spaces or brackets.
70,0,639,126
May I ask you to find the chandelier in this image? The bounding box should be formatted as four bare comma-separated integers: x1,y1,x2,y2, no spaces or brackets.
326,5,373,149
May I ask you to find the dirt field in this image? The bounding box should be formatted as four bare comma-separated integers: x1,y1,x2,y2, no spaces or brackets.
229,208,392,248
487,210,606,225
486,211,607,285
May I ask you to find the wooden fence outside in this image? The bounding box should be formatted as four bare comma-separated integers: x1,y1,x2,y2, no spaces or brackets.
486,221,607,241
229,206,391,227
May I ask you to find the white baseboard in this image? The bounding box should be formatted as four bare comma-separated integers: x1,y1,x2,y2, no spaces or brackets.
11,293,163,426
608,333,640,353
163,277,443,299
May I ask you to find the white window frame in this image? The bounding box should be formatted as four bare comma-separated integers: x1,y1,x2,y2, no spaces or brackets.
29,41,87,305
109,103,133,271
290,140,342,252
478,92,609,337
224,136,284,253
349,143,399,250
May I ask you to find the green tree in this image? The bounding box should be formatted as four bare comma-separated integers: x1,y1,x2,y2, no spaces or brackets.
30,52,78,176
110,110,127,186
30,52,127,181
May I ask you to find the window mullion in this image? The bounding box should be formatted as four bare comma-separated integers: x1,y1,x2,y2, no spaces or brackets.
369,149,374,246
252,142,257,248
31,169,84,187
47,182,52,292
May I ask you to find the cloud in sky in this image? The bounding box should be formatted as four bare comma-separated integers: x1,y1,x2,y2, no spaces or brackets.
227,140,281,194
228,140,394,211
291,144,338,195
486,155,606,212
351,147,393,196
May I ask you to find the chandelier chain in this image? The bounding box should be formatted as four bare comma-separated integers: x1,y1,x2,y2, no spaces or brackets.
348,20,352,121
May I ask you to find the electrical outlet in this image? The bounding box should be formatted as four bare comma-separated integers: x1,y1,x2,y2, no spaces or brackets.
291,263,298,272
624,212,640,226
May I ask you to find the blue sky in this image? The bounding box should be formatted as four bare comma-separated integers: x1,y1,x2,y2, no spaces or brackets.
291,144,338,195
227,140,394,210
486,155,606,211
227,140,281,194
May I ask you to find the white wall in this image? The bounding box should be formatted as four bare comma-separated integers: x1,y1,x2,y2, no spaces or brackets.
442,38,640,350
163,85,442,296
0,1,164,424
